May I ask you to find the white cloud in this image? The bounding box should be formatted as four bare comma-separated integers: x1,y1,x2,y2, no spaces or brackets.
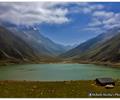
93,11,114,19
0,2,106,26
70,3,104,14
0,2,119,34
91,4,104,9
88,18,102,27
86,10,120,33
83,27,104,34
0,2,70,25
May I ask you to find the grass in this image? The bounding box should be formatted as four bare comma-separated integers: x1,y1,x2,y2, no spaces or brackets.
0,80,120,98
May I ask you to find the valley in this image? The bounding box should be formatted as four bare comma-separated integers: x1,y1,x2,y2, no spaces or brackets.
0,2,120,98
0,25,120,67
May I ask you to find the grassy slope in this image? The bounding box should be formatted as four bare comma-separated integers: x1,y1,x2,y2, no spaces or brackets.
0,80,120,98
77,32,120,62
59,33,120,67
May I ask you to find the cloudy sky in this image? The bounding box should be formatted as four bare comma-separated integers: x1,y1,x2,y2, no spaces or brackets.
0,2,120,45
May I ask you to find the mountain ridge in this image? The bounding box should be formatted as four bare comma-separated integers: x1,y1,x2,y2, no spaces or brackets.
0,26,63,65
60,27,120,64
59,27,120,58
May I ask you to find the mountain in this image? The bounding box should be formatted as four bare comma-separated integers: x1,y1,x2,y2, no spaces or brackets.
0,26,65,65
0,21,72,56
60,27,120,62
73,32,120,63
0,23,73,65
0,26,39,62
8,26,70,56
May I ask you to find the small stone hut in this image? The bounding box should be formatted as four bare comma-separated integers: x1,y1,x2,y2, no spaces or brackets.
95,78,115,86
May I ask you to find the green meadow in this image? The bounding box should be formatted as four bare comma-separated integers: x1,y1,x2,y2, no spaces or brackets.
0,80,120,98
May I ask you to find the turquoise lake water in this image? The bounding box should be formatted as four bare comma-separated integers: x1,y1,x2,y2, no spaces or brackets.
0,64,120,81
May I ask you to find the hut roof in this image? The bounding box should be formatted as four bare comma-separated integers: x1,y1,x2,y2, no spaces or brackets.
96,78,115,86
96,78,114,83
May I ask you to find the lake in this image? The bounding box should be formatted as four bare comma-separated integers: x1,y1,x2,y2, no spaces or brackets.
0,63,120,81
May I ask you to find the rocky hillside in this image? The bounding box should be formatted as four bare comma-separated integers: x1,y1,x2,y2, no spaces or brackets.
60,27,120,63
0,26,60,64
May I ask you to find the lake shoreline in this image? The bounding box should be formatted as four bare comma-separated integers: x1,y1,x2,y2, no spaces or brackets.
1,60,120,68
0,80,120,98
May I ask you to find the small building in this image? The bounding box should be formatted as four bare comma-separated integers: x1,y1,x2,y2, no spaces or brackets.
95,78,115,86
